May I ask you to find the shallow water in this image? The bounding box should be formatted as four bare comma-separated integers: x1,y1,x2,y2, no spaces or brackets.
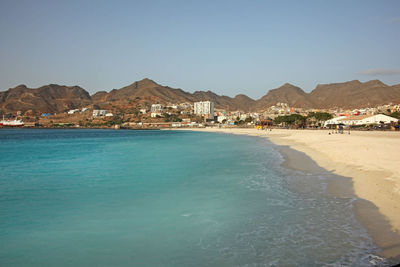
0,129,393,266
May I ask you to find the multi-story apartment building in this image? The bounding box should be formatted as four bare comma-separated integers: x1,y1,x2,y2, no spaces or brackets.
150,104,164,118
194,101,214,117
151,104,164,113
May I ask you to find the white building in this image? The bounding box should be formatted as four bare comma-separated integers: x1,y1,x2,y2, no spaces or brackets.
194,101,214,117
240,113,249,121
339,114,398,126
151,104,164,113
150,104,164,118
151,112,161,118
93,110,107,117
67,109,79,114
171,123,182,127
324,116,348,127
325,114,398,127
217,115,227,123
167,104,179,109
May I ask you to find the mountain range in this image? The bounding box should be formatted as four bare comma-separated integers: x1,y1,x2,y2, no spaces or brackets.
1,78,400,115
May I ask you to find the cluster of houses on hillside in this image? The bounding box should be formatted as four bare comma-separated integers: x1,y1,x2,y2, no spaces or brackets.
58,100,400,129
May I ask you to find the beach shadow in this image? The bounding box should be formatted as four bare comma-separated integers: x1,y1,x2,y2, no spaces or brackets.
355,198,400,261
277,144,400,262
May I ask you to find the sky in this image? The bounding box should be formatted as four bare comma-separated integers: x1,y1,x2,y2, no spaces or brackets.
0,0,399,99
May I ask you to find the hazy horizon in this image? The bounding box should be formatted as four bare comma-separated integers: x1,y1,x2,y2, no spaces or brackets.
1,0,399,98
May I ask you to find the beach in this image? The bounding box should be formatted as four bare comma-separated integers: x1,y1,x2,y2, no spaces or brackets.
178,127,400,258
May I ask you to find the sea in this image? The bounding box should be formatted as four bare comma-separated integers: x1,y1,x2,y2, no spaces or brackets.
0,129,394,266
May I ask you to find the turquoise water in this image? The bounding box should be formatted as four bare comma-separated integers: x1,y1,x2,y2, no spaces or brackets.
0,129,391,266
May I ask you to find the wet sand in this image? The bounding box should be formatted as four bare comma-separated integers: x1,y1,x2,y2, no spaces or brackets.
174,127,400,259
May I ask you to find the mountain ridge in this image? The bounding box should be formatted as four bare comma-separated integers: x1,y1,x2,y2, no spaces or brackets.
1,78,400,115
0,84,91,115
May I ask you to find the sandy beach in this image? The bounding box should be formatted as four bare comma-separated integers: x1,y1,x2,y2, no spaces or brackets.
178,127,400,258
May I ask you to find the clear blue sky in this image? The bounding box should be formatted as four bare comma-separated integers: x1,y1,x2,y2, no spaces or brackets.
0,0,399,98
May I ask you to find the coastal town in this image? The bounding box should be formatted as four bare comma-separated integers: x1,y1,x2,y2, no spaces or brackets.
1,100,399,130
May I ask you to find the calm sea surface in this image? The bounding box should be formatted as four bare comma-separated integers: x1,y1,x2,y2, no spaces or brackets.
0,129,391,266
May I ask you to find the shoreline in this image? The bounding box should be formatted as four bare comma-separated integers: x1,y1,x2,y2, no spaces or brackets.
173,127,400,259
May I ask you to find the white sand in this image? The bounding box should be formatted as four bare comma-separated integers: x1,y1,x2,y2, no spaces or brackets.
179,127,400,235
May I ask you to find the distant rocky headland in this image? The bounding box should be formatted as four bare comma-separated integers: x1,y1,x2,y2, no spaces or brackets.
1,78,400,115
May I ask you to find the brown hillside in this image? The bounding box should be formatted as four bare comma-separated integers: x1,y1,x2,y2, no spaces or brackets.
191,90,245,110
255,83,315,109
94,78,255,111
0,84,91,115
309,80,400,108
232,94,256,111
93,78,194,104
